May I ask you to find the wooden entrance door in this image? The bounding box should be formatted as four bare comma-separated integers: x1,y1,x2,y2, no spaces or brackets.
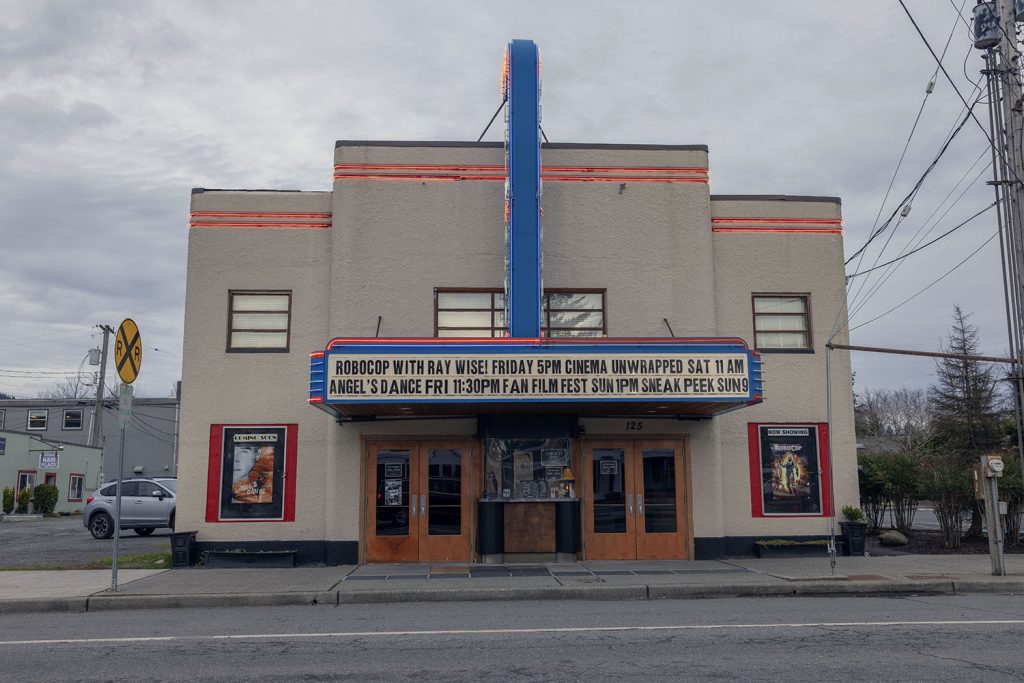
583,439,690,560
364,440,473,563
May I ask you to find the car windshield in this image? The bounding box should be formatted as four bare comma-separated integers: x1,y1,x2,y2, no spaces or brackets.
157,480,177,493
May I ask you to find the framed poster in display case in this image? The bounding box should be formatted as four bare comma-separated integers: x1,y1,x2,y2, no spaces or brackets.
205,424,299,522
748,423,832,517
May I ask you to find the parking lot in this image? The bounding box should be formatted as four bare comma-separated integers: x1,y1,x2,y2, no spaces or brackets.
0,515,173,569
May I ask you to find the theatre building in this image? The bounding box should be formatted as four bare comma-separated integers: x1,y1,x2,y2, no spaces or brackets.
176,41,857,565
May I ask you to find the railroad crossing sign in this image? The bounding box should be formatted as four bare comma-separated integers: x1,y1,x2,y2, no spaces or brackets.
114,318,142,384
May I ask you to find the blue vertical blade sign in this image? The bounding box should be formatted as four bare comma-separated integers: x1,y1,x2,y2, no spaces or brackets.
503,39,542,338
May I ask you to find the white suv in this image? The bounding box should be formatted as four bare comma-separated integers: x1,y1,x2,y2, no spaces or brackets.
83,478,176,539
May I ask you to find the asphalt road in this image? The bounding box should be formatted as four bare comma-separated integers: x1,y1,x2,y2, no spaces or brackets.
2,594,1023,681
0,516,172,568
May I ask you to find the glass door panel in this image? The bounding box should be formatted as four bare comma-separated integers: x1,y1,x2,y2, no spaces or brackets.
641,449,677,534
426,448,461,536
592,448,626,533
375,450,411,536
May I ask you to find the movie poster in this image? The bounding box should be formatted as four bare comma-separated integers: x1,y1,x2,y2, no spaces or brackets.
759,425,821,515
220,426,286,520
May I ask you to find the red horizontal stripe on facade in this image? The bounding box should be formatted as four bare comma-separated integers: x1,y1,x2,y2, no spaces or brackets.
712,227,843,234
712,217,841,225
190,211,332,219
332,173,707,184
333,164,708,174
189,221,331,229
325,336,749,350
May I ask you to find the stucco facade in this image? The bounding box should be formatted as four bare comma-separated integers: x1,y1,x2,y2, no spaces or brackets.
178,141,856,564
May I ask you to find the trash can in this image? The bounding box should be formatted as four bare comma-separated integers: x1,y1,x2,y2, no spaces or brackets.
170,531,197,568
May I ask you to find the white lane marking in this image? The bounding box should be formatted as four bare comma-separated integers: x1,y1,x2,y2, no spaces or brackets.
1,619,1023,647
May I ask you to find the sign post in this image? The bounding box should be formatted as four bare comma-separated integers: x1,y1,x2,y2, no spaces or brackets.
110,318,141,592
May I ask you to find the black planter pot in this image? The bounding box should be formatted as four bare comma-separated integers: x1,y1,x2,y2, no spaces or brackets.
840,521,868,556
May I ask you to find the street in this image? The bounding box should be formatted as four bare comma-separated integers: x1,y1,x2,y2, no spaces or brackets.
2,594,1023,681
0,516,171,569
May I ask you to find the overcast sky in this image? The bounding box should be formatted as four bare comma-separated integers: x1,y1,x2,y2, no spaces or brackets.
0,0,1012,399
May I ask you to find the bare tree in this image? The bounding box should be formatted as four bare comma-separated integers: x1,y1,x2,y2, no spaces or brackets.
855,386,932,451
40,374,92,399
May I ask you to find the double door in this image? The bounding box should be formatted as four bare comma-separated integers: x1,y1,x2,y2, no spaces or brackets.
365,440,473,563
583,439,690,560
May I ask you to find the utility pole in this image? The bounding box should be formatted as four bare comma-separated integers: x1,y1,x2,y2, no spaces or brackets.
90,324,114,448
977,0,1024,483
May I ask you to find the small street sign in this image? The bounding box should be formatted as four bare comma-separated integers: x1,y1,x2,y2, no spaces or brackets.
114,318,142,384
119,383,134,428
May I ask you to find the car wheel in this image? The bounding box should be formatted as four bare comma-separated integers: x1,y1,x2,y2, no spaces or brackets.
134,527,155,536
89,512,114,540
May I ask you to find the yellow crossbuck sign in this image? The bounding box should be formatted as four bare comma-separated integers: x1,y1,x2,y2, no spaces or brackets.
114,319,142,384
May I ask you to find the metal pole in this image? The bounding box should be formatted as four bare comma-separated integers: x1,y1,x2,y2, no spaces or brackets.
111,423,125,591
825,345,837,573
90,324,112,448
985,470,1007,576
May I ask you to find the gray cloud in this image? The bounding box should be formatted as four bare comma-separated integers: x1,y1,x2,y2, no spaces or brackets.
0,0,1010,398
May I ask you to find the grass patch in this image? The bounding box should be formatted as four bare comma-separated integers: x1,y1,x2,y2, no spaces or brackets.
1,552,172,571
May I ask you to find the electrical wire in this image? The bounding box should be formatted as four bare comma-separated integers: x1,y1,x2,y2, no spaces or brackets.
845,201,996,281
849,230,999,332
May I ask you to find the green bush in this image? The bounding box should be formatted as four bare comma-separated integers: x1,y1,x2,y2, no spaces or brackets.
16,489,30,514
2,487,13,514
859,451,922,535
857,453,887,532
841,505,866,523
918,453,972,549
32,484,59,515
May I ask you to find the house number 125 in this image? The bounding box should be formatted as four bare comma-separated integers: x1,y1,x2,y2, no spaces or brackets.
626,421,644,431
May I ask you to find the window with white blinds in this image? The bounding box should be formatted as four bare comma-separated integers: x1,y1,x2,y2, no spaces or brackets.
752,295,811,351
435,289,606,337
228,291,291,351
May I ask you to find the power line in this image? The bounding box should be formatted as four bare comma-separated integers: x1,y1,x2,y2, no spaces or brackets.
845,201,996,280
849,230,999,332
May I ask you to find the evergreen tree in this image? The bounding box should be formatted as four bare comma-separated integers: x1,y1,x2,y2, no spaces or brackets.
928,306,1006,538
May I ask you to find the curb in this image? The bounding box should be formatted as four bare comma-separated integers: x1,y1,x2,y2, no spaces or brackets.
85,591,334,611
3,578,1024,614
0,597,88,615
337,584,647,604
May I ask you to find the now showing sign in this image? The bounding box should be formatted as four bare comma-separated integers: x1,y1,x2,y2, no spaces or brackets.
325,350,753,402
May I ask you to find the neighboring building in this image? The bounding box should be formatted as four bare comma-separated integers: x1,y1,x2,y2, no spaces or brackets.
0,429,103,514
177,40,857,565
0,397,179,481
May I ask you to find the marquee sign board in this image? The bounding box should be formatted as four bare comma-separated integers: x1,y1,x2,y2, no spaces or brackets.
310,338,762,416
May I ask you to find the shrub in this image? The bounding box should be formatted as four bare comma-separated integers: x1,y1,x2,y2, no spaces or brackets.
2,487,13,515
878,451,922,535
16,489,30,514
857,453,888,532
32,484,59,515
841,505,866,523
919,452,972,549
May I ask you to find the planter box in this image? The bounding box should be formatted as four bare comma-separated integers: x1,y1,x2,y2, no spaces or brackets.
840,521,868,556
203,550,296,568
755,542,828,559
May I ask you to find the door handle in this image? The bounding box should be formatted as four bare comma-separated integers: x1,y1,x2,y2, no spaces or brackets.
420,495,426,517
627,494,634,516
411,494,417,518
637,493,644,516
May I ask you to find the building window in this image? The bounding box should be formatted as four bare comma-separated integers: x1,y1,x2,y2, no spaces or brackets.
227,291,291,352
752,295,811,351
68,474,85,502
17,470,36,497
63,409,83,431
0,409,5,429
435,289,606,337
27,409,48,430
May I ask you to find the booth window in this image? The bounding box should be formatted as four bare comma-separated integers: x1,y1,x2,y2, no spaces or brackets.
227,291,291,352
27,409,47,430
68,474,85,502
63,409,83,431
484,438,575,500
752,295,811,351
435,289,605,337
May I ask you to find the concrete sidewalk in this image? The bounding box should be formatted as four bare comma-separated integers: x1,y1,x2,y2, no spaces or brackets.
3,554,1024,614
